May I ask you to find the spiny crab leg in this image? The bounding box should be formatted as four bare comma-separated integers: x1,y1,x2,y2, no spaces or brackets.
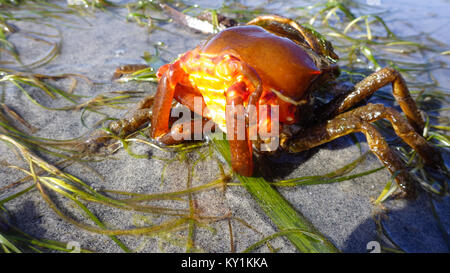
320,68,425,133
109,109,152,137
78,94,156,153
106,94,156,137
288,103,443,198
338,104,442,167
289,110,415,197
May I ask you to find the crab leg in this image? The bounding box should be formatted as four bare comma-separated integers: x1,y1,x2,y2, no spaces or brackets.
226,82,253,176
151,61,212,144
173,84,207,116
109,109,153,136
289,103,445,197
88,81,201,147
320,68,425,133
151,65,179,139
79,95,155,153
157,119,213,145
221,57,263,176
339,104,442,167
288,108,418,197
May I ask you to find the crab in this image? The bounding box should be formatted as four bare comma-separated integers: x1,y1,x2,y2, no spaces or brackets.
87,15,443,198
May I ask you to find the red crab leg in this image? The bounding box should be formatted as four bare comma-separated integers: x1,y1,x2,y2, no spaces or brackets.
157,118,211,145
151,59,196,141
223,57,263,176
152,61,211,144
226,81,253,176
173,84,207,116
151,64,178,139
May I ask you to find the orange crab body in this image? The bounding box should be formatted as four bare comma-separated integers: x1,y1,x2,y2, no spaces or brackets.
156,26,321,133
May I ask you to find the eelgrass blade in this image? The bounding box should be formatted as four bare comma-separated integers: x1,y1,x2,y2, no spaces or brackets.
211,134,338,253
0,233,22,253
6,233,93,253
242,228,326,253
